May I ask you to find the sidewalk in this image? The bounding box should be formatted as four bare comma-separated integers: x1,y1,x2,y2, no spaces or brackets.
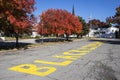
5,39,37,44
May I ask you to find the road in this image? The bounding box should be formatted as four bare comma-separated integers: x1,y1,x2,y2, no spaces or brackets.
0,38,120,80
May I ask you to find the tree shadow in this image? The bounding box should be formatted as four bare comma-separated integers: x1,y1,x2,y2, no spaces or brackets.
0,42,31,50
88,38,120,45
35,37,72,43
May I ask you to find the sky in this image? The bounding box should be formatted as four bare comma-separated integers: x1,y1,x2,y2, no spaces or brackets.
33,0,120,22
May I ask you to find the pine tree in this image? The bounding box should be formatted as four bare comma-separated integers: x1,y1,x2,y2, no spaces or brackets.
78,16,89,38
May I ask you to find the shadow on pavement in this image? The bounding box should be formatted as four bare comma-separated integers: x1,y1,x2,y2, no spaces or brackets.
89,38,120,45
35,38,72,43
0,38,73,51
0,42,31,50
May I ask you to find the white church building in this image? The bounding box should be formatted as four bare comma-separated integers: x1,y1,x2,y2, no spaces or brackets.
88,26,119,38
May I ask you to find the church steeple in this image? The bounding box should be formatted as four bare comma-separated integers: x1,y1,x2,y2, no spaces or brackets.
72,4,75,15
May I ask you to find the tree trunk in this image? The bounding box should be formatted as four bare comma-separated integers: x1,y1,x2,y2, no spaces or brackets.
80,34,83,38
115,31,118,38
119,28,120,38
66,33,69,41
77,34,79,38
15,32,19,49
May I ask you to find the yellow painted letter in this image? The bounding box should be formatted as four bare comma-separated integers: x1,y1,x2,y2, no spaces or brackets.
8,64,56,77
53,55,80,60
34,60,73,66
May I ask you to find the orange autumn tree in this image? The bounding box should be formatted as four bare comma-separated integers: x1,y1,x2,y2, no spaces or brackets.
0,0,35,48
38,9,82,40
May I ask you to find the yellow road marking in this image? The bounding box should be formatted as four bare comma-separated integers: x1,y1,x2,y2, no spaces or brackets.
63,50,89,55
53,55,80,60
34,60,73,66
8,42,103,77
9,64,56,77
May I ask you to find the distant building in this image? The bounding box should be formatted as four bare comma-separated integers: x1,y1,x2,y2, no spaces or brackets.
99,26,119,38
88,26,119,38
88,28,98,37
0,31,5,41
31,26,38,38
72,5,75,15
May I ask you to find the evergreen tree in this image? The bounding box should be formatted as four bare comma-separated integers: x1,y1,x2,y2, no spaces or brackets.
78,16,89,38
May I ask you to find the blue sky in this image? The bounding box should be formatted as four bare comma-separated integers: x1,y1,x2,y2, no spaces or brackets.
33,0,120,22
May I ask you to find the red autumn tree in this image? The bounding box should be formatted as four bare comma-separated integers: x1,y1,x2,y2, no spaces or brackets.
88,19,108,28
38,9,82,40
0,0,35,48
